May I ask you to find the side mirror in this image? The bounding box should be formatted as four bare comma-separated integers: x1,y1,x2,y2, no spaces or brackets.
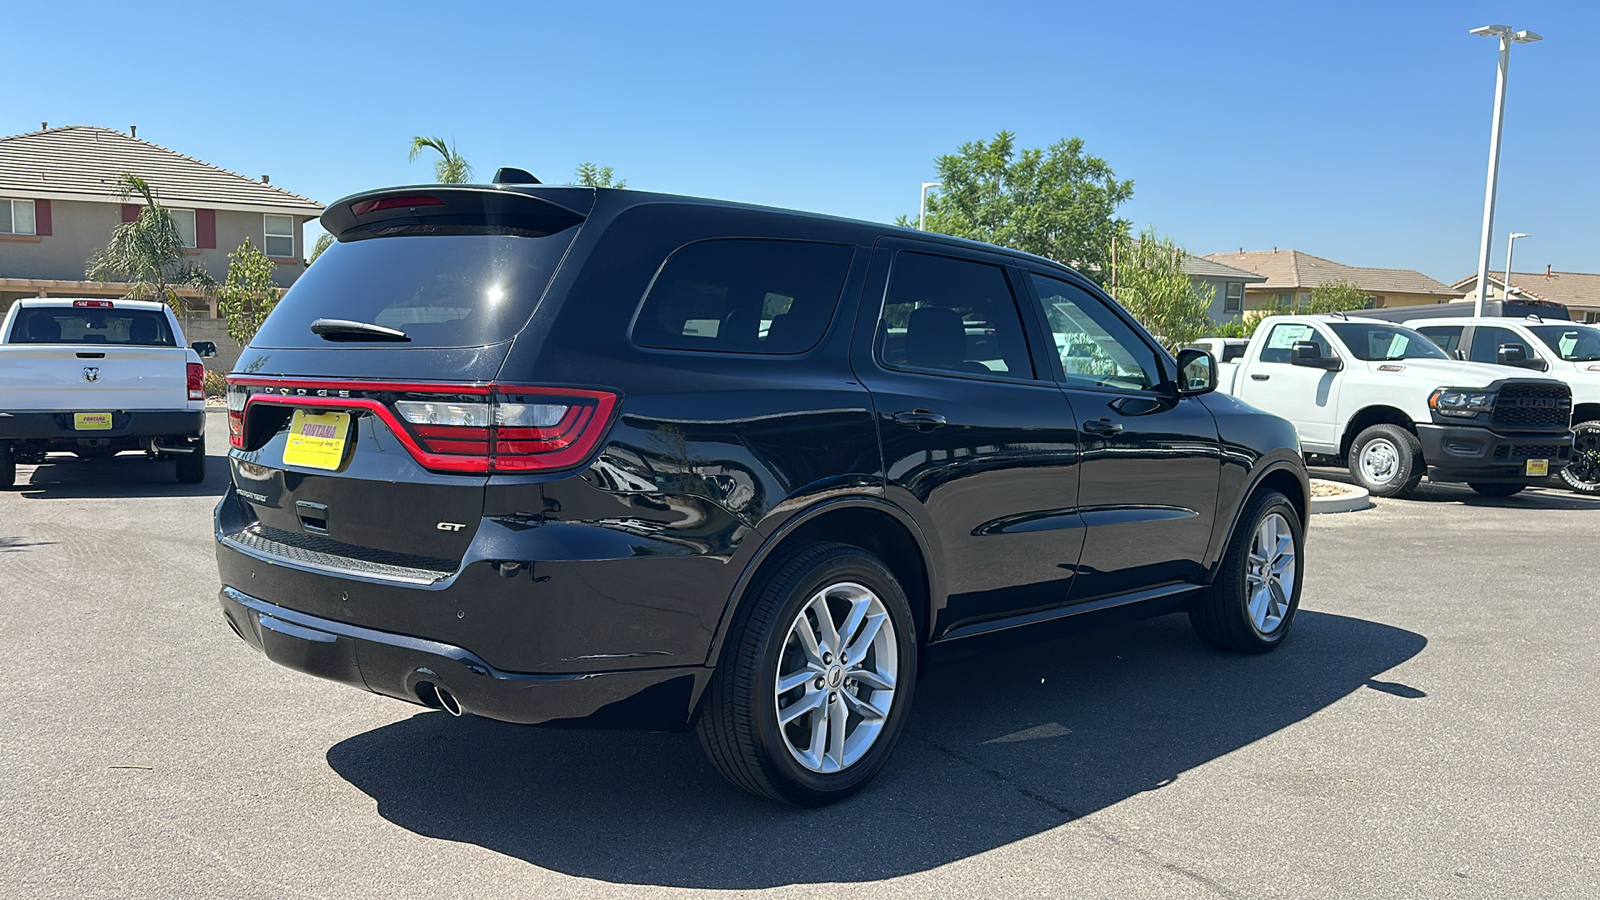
1291,340,1343,371
1174,347,1216,396
191,341,217,358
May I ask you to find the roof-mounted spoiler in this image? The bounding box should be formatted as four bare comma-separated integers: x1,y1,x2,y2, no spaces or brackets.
320,184,593,240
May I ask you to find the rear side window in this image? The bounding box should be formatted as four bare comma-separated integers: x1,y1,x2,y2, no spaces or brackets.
8,307,176,347
632,239,853,354
250,230,580,350
877,252,1035,378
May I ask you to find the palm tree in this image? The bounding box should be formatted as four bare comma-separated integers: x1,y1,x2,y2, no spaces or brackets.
409,136,472,183
85,173,216,321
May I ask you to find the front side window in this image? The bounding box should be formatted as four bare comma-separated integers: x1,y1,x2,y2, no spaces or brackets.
1,198,36,235
1328,323,1449,361
1469,326,1539,365
876,252,1034,378
1031,274,1161,391
632,239,853,354
264,214,294,258
1224,282,1244,313
1416,325,1464,355
1259,323,1334,364
170,209,197,248
1529,324,1600,362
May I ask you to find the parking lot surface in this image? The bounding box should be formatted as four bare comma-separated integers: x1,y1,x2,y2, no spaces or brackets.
3,414,1597,898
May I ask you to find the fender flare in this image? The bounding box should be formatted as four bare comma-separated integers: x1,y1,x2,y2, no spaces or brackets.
1206,456,1309,582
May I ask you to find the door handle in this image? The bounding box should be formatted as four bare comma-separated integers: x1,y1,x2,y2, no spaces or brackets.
1082,418,1123,435
1250,374,1270,381
892,409,947,428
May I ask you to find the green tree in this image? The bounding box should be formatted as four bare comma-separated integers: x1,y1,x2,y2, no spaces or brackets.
1207,318,1256,339
574,162,626,188
309,232,335,264
85,173,216,320
216,239,283,347
899,131,1133,283
408,135,472,183
1111,228,1215,350
1304,279,1372,314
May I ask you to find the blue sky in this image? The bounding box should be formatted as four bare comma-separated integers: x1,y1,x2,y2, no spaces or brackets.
6,0,1595,283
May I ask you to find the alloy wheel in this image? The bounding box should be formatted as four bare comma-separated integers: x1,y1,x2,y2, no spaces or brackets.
1563,426,1600,490
1245,512,1296,636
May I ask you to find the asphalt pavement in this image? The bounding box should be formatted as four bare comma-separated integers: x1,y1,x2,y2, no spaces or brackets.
2,412,1596,898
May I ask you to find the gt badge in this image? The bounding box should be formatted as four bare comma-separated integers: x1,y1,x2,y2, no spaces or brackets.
437,522,465,532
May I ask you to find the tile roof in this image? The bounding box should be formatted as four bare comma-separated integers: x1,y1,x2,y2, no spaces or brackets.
0,126,321,214
1202,249,1461,297
1182,255,1268,281
1448,270,1600,308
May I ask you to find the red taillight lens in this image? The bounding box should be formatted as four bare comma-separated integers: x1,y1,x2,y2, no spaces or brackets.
390,386,617,472
350,195,446,215
224,378,248,448
187,363,205,401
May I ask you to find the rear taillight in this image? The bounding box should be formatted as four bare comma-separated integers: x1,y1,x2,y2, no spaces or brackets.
225,379,248,448
187,363,205,401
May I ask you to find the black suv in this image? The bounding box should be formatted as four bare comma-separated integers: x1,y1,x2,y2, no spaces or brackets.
216,181,1309,805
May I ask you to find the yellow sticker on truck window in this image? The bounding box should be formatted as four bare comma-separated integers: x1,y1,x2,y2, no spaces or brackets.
73,412,113,430
1526,459,1549,477
282,410,351,471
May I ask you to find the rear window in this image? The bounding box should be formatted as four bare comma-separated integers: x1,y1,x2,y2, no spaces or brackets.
8,307,176,347
632,239,854,354
250,229,579,350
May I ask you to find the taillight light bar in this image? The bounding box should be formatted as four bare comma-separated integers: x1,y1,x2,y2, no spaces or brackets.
223,377,618,474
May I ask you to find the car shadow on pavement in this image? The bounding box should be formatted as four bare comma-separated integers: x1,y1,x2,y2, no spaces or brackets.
1309,468,1600,510
10,453,228,500
326,609,1425,889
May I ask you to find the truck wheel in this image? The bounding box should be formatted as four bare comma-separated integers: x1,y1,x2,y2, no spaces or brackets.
1469,483,1525,498
1349,424,1424,498
1191,489,1302,654
175,436,206,484
697,541,917,806
1559,421,1600,494
0,443,14,490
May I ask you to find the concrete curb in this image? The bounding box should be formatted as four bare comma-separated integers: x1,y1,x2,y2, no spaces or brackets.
1309,478,1372,514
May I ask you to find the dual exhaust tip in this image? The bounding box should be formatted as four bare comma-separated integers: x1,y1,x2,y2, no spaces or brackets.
415,681,463,717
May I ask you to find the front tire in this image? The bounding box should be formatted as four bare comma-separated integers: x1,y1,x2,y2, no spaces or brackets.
1349,424,1424,498
1469,482,1526,498
174,435,206,484
697,541,917,806
1560,421,1600,494
1191,490,1303,654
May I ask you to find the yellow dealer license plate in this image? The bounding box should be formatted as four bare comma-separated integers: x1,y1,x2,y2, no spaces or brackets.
1526,459,1549,477
282,410,351,471
73,412,113,430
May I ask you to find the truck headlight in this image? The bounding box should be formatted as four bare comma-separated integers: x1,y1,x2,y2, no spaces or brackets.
1429,389,1496,418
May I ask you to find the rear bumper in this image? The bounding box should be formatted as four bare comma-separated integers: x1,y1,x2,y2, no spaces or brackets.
1417,423,1571,483
0,409,204,442
219,586,708,730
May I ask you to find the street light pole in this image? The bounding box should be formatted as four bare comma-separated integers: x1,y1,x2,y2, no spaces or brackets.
919,181,941,231
1503,231,1529,302
1470,24,1542,317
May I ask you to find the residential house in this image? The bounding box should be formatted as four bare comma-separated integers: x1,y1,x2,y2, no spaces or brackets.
0,125,322,336
1181,255,1268,323
1448,268,1600,323
1202,249,1462,312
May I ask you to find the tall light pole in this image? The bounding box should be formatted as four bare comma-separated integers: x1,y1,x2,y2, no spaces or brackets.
1503,231,1529,302
1470,24,1542,317
919,181,941,231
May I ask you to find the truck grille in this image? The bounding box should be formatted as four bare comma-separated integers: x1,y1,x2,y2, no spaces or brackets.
1494,444,1571,462
222,525,456,585
1491,383,1571,430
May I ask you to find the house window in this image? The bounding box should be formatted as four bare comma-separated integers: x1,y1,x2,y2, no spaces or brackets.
1,199,36,235
1225,282,1244,314
264,214,294,258
1275,291,1293,310
170,209,197,248
1297,291,1311,307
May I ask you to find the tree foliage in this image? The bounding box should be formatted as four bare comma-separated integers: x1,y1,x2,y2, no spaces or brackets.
1111,229,1215,350
216,238,282,347
408,135,472,183
1304,279,1373,314
309,232,335,264
1207,318,1256,339
900,131,1133,284
85,173,216,319
574,162,626,188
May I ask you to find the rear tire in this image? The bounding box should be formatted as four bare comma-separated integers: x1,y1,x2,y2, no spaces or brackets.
1560,420,1600,494
0,443,14,490
1469,482,1526,498
1349,424,1424,498
175,435,206,484
697,541,917,806
1191,489,1303,654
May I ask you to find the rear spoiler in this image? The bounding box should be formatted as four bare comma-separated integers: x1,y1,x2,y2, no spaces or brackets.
320,185,595,240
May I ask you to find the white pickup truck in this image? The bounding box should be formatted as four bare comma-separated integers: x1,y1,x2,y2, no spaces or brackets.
1400,315,1600,494
0,298,213,487
1205,314,1574,498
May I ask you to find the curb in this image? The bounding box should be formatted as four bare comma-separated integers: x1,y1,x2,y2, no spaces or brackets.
1309,479,1372,514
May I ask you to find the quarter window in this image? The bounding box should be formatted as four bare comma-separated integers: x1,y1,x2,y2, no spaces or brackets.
171,209,197,248
1224,282,1244,313
1030,274,1161,391
877,252,1034,379
632,239,853,354
264,214,295,258
1,198,36,235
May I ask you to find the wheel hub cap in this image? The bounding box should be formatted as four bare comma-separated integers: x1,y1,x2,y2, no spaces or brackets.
1360,439,1399,484
1245,512,1296,636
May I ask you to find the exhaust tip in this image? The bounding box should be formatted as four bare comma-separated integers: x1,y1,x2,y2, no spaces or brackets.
415,681,443,709
436,687,463,717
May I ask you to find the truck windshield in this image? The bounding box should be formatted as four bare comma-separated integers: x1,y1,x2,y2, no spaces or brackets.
1529,324,1600,362
7,307,177,347
1328,323,1448,361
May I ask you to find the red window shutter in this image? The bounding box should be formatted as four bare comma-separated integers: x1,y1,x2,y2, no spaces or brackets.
196,209,216,249
122,204,140,222
34,199,51,235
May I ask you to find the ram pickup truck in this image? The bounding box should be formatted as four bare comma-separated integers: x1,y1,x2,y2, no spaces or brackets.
1402,315,1600,494
1212,314,1573,498
0,298,213,488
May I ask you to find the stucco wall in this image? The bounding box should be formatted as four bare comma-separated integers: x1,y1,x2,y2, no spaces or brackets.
1190,275,1250,323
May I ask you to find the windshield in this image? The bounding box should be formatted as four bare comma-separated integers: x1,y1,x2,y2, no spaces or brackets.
1529,324,1600,362
1329,322,1449,361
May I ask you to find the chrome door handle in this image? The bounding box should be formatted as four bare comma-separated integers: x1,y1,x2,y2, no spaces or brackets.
893,410,947,428
1082,418,1123,435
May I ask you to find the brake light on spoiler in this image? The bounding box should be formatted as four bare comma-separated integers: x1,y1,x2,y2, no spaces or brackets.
224,378,618,474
